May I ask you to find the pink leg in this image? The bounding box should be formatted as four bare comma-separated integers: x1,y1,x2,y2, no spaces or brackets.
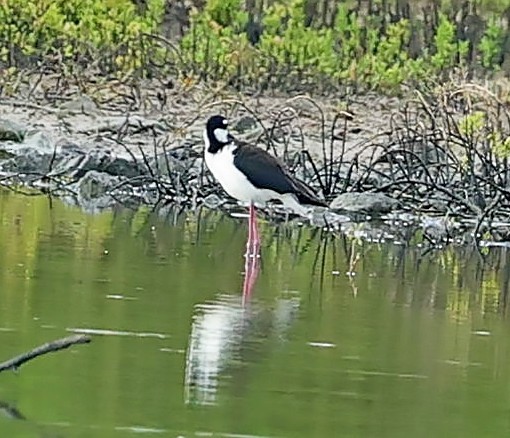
246,203,260,258
245,204,254,257
250,204,260,247
242,253,260,306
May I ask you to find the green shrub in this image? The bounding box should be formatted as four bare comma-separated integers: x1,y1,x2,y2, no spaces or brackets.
479,17,504,69
1,0,509,93
430,13,469,72
179,0,475,92
205,0,247,29
0,0,165,73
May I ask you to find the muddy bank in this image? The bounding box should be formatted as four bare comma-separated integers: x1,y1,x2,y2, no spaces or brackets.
0,81,396,161
0,78,398,210
1,76,510,247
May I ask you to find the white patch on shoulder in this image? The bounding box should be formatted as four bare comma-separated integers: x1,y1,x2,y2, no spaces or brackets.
213,128,229,144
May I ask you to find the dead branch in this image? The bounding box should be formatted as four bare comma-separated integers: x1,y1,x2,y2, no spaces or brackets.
0,334,91,373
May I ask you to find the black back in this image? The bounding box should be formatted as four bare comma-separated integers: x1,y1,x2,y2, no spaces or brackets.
233,144,327,207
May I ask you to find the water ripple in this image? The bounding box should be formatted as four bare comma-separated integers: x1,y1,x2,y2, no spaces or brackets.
67,327,169,339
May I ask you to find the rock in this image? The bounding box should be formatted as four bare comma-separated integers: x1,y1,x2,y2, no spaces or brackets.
0,150,15,159
421,216,457,242
74,170,121,201
0,128,150,186
22,131,53,152
69,170,127,212
0,147,53,174
48,153,86,177
148,150,192,177
99,151,146,179
0,131,56,173
50,148,146,179
54,138,82,153
234,115,258,133
310,209,350,228
330,192,399,215
0,119,26,142
203,193,224,209
59,95,101,116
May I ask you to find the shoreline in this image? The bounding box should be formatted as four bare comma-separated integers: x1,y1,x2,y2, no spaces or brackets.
0,73,509,246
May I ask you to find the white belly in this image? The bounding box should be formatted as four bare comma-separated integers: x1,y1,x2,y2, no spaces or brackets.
204,145,278,204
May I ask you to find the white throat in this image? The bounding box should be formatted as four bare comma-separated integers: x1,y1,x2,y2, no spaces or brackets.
213,128,229,143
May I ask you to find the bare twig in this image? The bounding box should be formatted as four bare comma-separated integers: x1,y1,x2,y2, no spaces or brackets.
0,334,91,373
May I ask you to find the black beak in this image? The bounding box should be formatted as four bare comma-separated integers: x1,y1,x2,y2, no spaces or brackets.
227,133,235,143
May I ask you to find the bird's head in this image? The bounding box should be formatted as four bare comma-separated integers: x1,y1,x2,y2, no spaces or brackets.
204,115,234,153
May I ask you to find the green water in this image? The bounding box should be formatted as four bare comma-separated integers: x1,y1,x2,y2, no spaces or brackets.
0,191,510,437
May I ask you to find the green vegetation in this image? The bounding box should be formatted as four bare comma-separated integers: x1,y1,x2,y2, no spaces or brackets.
460,110,510,158
0,0,510,92
182,2,449,90
479,17,505,69
0,0,164,73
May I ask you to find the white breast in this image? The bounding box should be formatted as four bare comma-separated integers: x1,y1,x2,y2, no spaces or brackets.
203,131,311,216
204,144,278,204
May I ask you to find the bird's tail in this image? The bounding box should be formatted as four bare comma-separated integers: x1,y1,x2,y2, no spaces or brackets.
293,178,329,208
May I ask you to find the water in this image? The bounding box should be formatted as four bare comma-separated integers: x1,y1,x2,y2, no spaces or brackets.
0,190,510,437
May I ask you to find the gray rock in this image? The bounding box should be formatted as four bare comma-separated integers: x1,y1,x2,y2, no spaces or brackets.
0,129,149,184
148,151,191,177
74,170,121,201
50,148,146,179
0,131,56,173
234,115,258,133
421,216,457,242
310,209,350,228
22,131,53,152
0,147,53,174
98,151,146,179
330,192,399,215
0,150,15,160
69,170,127,213
54,138,82,153
59,95,101,116
0,119,26,142
47,152,86,177
203,193,224,209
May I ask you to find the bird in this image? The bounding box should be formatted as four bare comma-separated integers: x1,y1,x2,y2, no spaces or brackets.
203,114,328,257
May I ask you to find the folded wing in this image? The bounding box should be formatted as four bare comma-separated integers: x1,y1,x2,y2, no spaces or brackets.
233,145,327,207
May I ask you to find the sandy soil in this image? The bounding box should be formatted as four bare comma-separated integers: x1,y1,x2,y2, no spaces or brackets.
0,76,406,163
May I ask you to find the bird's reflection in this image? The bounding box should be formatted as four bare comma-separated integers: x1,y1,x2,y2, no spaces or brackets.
242,255,259,305
0,400,26,421
184,256,300,406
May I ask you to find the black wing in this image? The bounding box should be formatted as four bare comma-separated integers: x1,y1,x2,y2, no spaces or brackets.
233,144,327,207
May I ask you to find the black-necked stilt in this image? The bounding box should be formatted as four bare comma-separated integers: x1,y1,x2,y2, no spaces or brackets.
203,115,328,257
